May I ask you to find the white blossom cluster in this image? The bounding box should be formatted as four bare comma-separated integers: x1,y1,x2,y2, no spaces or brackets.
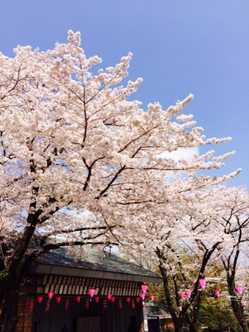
0,31,242,256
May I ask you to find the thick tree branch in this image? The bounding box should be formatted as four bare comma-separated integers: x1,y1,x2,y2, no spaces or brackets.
95,165,126,199
43,225,116,237
42,240,118,252
82,156,105,191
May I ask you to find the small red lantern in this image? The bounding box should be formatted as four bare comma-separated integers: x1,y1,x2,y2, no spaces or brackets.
136,296,141,303
75,296,81,303
55,295,62,304
126,297,131,304
36,295,44,304
107,293,112,301
95,296,100,304
111,296,116,303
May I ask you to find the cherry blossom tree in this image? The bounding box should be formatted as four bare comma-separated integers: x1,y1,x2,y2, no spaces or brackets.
185,187,249,331
122,186,249,332
217,188,249,332
125,194,222,332
0,31,240,331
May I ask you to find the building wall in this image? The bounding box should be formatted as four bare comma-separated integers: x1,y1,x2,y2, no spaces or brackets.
17,271,148,332
28,297,143,332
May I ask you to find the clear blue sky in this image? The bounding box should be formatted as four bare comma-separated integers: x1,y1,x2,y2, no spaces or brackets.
1,0,248,186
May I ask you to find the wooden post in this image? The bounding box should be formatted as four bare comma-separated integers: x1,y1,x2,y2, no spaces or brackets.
16,295,32,332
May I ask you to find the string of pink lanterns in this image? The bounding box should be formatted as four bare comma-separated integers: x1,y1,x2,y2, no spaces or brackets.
178,277,245,301
28,279,246,314
27,283,150,314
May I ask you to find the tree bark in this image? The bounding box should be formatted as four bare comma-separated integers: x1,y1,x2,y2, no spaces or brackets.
174,320,185,332
158,264,190,332
0,222,36,332
230,298,249,332
224,257,249,332
0,289,19,332
188,319,200,332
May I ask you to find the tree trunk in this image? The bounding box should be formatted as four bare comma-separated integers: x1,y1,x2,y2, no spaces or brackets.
231,300,249,332
226,275,249,332
0,288,19,332
0,254,33,332
235,315,248,332
174,314,199,332
188,293,202,332
0,222,36,332
174,319,185,332
188,321,199,332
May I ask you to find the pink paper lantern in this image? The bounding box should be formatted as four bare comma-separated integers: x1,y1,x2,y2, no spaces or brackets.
199,278,207,289
95,296,100,304
88,288,96,298
141,284,148,294
107,293,112,301
47,291,54,300
214,289,221,298
235,285,245,296
179,289,192,300
140,283,149,300
185,289,192,299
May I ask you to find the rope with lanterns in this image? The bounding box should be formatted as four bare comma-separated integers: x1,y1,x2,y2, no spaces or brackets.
25,277,247,314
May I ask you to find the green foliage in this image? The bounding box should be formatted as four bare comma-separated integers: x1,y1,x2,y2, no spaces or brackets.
199,298,240,332
0,269,8,281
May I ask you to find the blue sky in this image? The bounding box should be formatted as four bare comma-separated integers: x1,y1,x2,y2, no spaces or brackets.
1,0,248,186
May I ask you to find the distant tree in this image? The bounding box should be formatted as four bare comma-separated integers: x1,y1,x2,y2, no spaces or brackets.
122,186,249,332
217,189,249,332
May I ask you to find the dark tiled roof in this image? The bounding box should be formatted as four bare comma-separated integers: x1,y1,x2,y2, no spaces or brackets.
32,250,161,283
